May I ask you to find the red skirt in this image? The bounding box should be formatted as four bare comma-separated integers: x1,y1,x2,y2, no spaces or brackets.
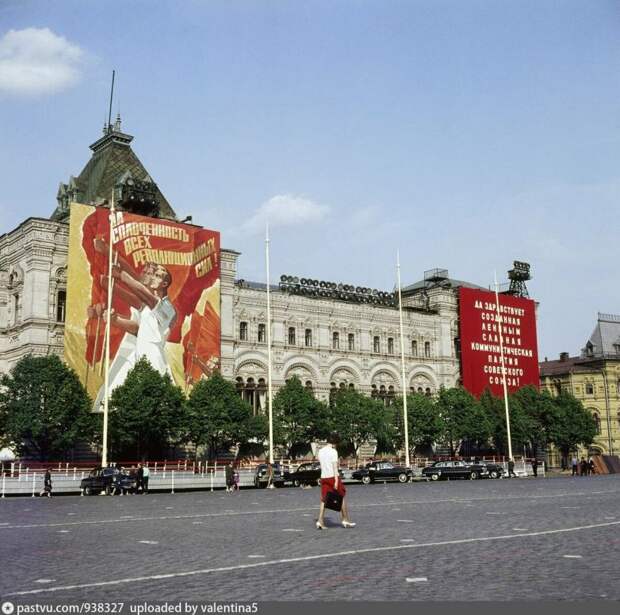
320,477,346,502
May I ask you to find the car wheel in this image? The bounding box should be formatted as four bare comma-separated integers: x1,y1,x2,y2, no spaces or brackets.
361,475,371,485
316,478,322,487
293,479,300,487
430,473,440,481
470,471,479,480
489,470,499,479
398,473,408,483
83,486,91,496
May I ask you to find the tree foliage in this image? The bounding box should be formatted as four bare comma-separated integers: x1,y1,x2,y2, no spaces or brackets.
549,391,598,456
0,354,95,460
185,371,262,459
108,357,186,460
272,376,328,458
393,393,443,456
435,387,482,455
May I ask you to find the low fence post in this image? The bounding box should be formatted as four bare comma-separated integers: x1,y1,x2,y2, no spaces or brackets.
154,462,158,475
10,462,14,478
1,473,5,498
31,473,36,497
210,469,214,492
184,459,187,471
171,470,175,495
73,467,77,480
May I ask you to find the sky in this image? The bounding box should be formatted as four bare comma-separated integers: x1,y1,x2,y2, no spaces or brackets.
0,0,618,360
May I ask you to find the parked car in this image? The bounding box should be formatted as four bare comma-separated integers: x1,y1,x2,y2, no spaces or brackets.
253,463,286,488
80,466,138,495
285,461,344,487
421,460,503,481
351,461,412,484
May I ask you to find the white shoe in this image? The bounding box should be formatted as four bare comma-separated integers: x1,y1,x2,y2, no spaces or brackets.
342,521,356,528
316,521,327,530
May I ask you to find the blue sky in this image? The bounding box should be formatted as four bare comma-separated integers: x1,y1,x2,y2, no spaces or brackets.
1,0,618,359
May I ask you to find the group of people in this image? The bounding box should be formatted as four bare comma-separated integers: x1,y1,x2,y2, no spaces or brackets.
571,456,596,476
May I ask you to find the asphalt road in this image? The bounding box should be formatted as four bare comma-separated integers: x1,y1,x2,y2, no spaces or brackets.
1,475,619,603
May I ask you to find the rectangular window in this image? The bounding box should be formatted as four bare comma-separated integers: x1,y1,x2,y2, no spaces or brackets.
56,290,66,323
388,337,394,354
288,327,296,345
258,323,266,343
424,341,431,358
585,383,593,395
373,336,380,353
305,328,312,347
239,321,248,341
332,332,339,350
411,340,418,356
348,333,355,351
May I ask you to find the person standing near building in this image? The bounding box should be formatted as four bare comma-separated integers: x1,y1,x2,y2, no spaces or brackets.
507,458,517,478
316,433,355,530
580,457,588,476
136,464,144,493
142,464,150,494
571,456,578,476
531,458,538,478
588,457,596,475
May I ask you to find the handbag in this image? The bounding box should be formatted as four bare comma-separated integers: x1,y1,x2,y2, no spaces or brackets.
324,489,343,512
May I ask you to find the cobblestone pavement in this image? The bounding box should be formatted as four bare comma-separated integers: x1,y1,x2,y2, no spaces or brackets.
1,475,619,602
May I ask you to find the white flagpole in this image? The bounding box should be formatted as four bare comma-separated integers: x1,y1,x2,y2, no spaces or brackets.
101,192,116,468
265,222,274,465
494,270,513,462
397,250,410,468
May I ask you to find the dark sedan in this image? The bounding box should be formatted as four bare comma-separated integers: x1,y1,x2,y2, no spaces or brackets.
351,461,412,484
421,460,503,481
253,463,286,488
285,461,344,487
80,466,137,495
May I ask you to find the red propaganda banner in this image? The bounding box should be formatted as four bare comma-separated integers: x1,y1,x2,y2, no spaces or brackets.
459,287,539,398
64,203,220,407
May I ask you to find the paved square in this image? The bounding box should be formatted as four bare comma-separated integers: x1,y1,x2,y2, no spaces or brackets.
1,475,619,601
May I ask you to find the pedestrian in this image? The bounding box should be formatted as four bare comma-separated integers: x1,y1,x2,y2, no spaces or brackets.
507,458,517,478
580,457,588,476
588,457,596,475
225,462,235,492
316,433,355,530
266,462,275,489
571,456,578,476
233,469,240,491
39,468,52,497
531,458,538,478
136,463,144,493
129,465,137,493
142,464,150,494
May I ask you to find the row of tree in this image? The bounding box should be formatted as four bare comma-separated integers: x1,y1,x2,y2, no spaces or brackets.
0,355,598,462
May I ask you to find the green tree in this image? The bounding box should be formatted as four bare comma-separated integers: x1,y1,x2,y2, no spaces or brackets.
327,389,387,461
435,387,483,456
0,354,96,460
510,385,558,456
549,391,597,458
108,357,186,460
272,376,328,458
185,371,260,460
393,393,443,457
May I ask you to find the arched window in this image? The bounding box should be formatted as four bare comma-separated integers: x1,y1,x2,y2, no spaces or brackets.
258,323,266,343
56,290,67,323
373,336,380,353
305,329,313,347
239,321,248,341
332,332,340,350
425,387,431,396
371,384,378,398
348,382,355,390
593,413,601,434
417,387,423,393
348,333,355,351
411,340,418,357
388,337,394,354
424,341,431,358
288,327,296,345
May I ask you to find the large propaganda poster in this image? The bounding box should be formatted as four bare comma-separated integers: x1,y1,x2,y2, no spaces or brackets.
459,287,539,398
64,203,220,408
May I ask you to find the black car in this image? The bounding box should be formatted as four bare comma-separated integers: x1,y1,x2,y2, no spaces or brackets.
253,463,286,488
421,460,503,481
80,466,137,495
285,461,344,487
351,461,412,484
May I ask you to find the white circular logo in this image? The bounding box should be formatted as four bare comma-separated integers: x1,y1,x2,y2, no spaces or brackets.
2,602,15,615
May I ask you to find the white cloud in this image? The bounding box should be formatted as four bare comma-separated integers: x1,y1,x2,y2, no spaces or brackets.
241,194,329,235
0,28,84,96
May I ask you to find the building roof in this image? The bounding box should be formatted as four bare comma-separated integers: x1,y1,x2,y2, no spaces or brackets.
583,313,620,357
402,277,486,294
539,356,600,377
51,119,176,221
